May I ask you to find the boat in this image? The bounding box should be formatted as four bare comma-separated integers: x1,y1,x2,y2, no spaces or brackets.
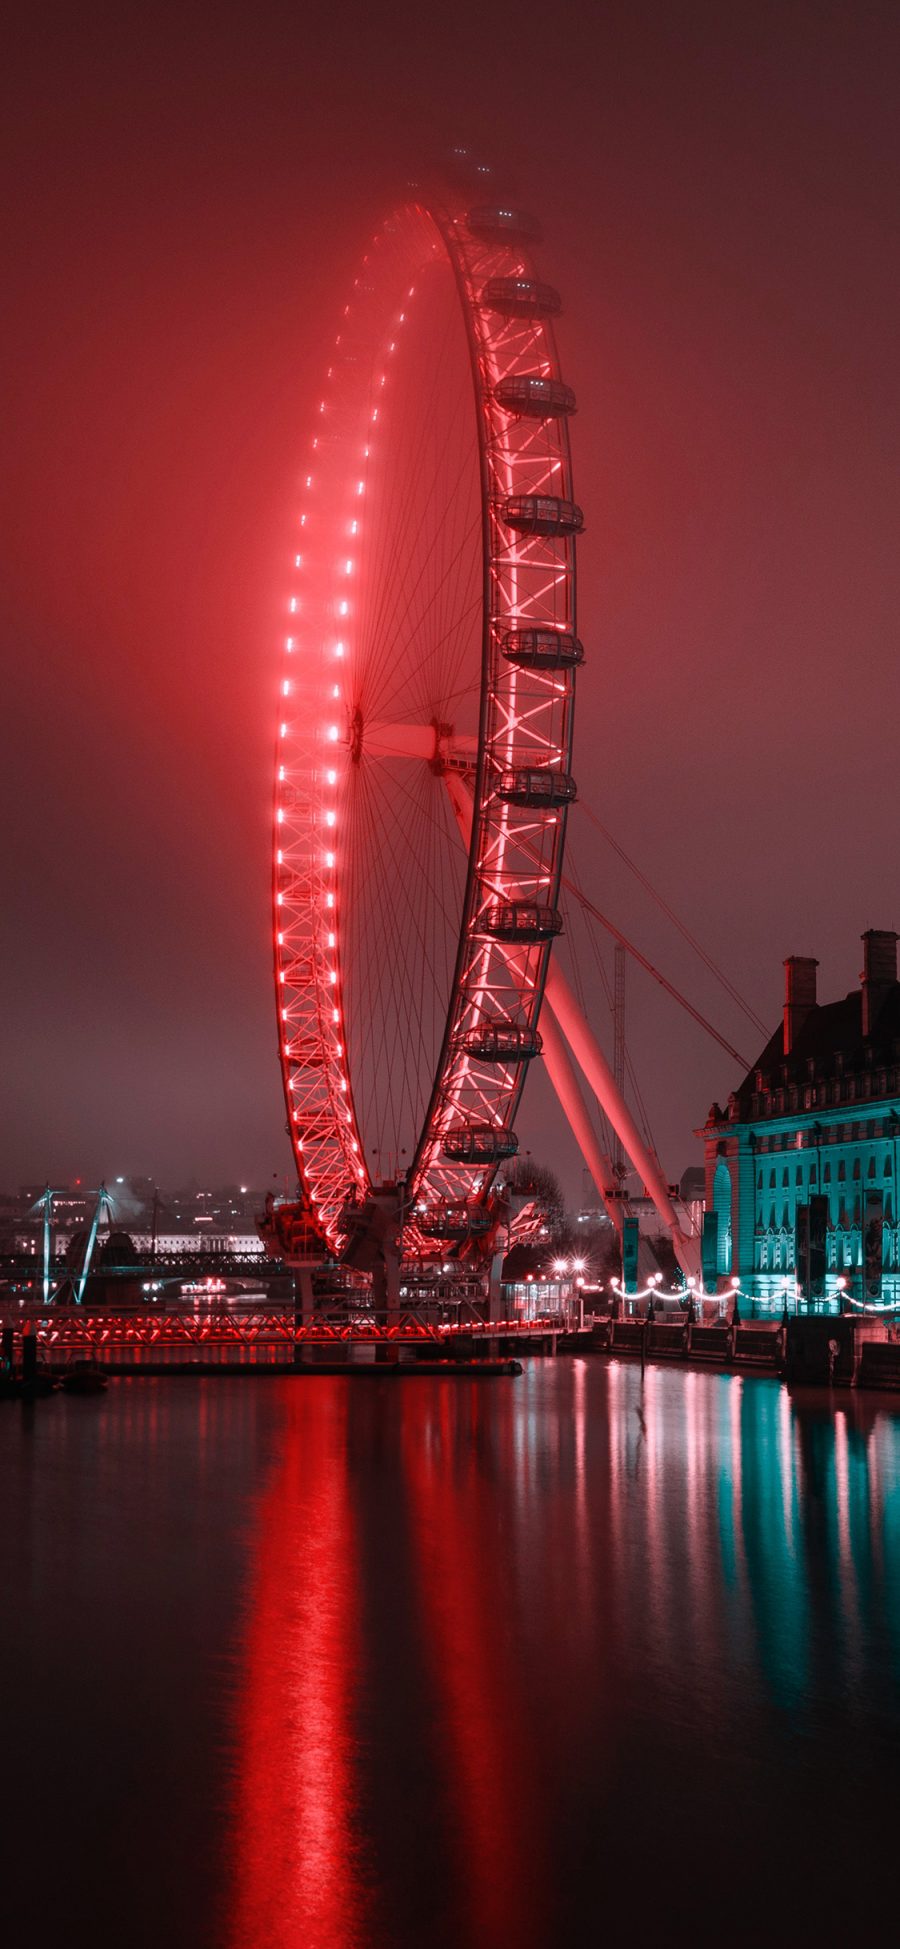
61,1362,108,1395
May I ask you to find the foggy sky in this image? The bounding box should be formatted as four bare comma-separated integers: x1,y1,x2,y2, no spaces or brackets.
2,0,898,1199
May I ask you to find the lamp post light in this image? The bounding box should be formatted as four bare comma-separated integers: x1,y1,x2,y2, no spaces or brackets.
645,1269,662,1321
548,1255,588,1327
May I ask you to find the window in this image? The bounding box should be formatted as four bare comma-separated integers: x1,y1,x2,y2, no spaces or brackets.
713,1162,732,1277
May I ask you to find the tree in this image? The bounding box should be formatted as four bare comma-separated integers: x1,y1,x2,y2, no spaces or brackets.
500,1157,565,1227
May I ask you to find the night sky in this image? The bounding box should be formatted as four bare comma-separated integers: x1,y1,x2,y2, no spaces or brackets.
2,1,897,1198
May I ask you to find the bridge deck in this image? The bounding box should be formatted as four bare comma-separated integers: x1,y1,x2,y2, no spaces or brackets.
0,1301,566,1364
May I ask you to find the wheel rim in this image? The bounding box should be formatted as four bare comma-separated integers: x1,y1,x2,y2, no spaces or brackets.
274,196,580,1251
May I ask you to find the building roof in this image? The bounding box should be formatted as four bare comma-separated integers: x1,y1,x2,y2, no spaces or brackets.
733,982,900,1115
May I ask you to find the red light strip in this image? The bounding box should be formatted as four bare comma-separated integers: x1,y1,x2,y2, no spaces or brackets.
273,200,579,1251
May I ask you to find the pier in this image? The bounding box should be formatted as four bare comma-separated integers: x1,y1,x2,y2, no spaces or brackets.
3,1299,900,1388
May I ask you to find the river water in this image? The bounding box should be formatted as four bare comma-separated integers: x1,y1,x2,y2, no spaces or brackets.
2,1363,899,1947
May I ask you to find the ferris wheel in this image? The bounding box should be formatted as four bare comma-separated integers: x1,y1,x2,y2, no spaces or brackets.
273,186,582,1258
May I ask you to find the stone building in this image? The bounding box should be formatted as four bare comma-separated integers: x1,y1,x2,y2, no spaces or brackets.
702,930,900,1313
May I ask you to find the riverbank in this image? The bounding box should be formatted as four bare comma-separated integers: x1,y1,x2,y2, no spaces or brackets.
3,1308,899,1389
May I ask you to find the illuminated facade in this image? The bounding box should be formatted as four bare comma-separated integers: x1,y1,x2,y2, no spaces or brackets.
702,930,900,1313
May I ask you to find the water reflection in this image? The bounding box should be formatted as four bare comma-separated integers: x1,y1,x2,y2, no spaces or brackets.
226,1389,366,1948
223,1367,900,1946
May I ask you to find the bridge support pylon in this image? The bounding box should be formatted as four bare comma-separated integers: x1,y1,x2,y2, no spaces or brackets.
293,1267,315,1326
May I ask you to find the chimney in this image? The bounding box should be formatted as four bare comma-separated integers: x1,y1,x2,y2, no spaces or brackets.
783,956,818,1056
860,929,898,1037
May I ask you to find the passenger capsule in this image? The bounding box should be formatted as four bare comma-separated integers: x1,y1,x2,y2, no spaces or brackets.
463,1022,543,1062
502,629,585,670
442,1125,519,1164
504,495,584,537
445,147,493,193
416,1199,494,1240
467,206,543,245
497,768,577,809
481,276,562,319
484,902,563,943
494,376,576,418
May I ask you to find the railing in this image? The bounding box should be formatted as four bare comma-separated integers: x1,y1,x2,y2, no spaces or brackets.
0,1299,573,1365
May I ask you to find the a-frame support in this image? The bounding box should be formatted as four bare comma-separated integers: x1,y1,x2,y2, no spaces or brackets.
442,771,699,1278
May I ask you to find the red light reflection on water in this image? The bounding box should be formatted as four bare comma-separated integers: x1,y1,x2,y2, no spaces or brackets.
226,1389,368,1949
401,1383,545,1947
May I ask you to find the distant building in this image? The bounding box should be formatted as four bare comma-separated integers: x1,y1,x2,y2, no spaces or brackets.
678,1165,706,1241
130,1233,265,1257
702,930,900,1313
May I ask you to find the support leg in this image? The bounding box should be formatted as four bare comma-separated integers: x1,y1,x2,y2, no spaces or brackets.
538,1007,623,1239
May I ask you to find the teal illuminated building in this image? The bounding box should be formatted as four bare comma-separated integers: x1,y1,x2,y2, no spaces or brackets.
702,930,900,1313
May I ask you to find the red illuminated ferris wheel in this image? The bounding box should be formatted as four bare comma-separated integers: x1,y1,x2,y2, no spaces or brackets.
273,190,582,1256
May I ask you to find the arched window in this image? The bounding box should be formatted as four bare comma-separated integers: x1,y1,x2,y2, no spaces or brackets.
713,1161,732,1277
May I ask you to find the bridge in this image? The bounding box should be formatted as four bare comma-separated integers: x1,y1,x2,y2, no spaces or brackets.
0,1296,575,1371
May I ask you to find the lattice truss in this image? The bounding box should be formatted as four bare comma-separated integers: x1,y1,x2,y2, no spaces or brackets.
274,198,580,1252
